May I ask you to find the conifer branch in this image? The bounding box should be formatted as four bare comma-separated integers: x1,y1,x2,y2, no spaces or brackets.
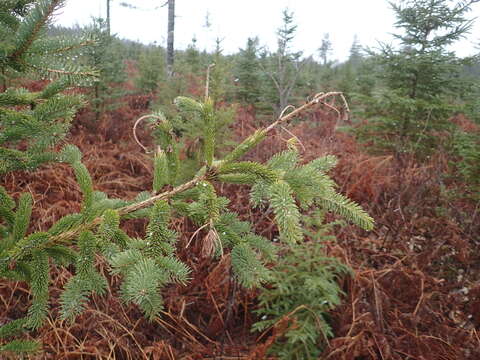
4,92,348,264
31,65,98,78
5,176,206,264
41,39,97,55
9,0,64,62
117,177,206,217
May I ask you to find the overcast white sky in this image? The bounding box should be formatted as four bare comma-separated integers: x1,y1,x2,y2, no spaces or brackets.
54,0,480,61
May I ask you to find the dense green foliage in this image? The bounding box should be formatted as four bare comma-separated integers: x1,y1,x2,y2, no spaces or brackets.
260,9,304,116
253,241,350,359
136,45,165,93
0,0,95,174
235,37,262,105
356,0,479,155
453,131,480,193
83,17,126,121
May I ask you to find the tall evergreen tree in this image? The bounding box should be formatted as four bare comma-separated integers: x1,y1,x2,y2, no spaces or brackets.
183,36,202,75
359,0,479,155
348,35,363,68
136,45,165,93
83,17,126,121
318,33,333,66
337,36,364,100
235,37,261,105
209,38,231,104
386,0,478,100
260,9,303,116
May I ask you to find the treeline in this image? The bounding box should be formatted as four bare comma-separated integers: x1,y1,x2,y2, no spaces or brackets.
45,11,378,117
45,3,480,193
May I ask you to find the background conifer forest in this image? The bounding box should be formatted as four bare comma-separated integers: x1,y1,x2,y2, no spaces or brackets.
1,1,480,359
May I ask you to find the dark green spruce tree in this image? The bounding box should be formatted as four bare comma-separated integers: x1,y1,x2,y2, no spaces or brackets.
182,36,202,75
358,0,479,155
260,9,303,116
235,37,262,106
136,45,165,94
337,37,364,101
83,17,126,122
208,38,234,104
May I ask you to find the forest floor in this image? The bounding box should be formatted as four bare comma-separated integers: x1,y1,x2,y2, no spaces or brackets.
1,84,480,359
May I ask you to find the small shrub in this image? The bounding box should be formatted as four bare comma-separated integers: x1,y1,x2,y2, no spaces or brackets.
453,131,480,193
253,240,350,360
